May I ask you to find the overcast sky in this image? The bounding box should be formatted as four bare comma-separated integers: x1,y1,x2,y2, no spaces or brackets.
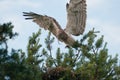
0,0,120,58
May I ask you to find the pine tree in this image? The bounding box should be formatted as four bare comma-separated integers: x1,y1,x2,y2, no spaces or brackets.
0,22,43,80
0,22,120,80
41,29,120,80
0,22,18,80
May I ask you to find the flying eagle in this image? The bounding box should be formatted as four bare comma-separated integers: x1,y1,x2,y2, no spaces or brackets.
23,0,87,47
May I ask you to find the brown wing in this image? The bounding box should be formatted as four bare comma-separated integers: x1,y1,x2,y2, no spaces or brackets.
65,0,87,36
23,12,62,37
23,12,76,46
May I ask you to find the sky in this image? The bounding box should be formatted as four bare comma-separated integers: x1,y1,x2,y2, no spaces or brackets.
0,0,120,58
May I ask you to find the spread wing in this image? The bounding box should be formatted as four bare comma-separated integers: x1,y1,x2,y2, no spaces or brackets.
23,12,76,46
65,0,87,36
23,12,61,37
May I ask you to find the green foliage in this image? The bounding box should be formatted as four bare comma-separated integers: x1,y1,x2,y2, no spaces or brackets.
0,22,18,41
0,22,43,80
27,29,43,65
41,29,120,80
73,29,119,80
0,22,120,80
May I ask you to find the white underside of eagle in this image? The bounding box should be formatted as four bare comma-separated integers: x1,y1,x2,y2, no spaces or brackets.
23,0,87,47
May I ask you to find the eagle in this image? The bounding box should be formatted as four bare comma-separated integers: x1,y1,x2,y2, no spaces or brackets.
23,0,87,47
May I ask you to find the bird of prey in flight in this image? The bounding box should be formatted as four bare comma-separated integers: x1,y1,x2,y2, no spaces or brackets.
23,0,87,47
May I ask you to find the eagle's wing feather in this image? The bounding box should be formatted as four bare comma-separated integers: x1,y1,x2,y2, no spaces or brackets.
23,12,76,46
23,12,61,31
65,0,87,36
